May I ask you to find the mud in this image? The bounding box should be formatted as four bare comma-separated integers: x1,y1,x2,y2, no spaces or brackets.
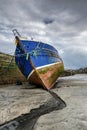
0,74,87,130
0,90,66,130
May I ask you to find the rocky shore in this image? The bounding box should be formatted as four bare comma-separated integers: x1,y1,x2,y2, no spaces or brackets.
0,74,87,130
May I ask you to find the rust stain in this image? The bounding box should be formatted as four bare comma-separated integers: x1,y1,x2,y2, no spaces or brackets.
38,62,64,89
28,62,64,89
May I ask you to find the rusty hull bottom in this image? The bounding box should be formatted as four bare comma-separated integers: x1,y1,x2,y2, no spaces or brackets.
28,62,64,89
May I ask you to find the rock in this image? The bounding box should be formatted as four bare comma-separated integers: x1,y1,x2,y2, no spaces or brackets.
16,80,22,85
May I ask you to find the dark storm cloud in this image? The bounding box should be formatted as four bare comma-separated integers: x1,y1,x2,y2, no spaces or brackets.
43,18,54,25
0,0,87,69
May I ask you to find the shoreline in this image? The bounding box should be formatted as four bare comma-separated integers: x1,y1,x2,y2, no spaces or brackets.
0,74,87,130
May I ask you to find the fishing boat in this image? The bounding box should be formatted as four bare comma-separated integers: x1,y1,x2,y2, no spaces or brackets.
13,29,64,89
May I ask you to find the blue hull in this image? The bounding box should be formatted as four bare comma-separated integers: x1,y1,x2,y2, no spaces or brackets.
15,38,63,79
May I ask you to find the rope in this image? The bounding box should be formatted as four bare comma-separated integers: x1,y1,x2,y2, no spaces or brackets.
0,45,61,75
15,46,59,58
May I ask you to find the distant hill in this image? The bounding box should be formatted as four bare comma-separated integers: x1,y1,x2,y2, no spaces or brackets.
0,52,26,85
61,67,87,76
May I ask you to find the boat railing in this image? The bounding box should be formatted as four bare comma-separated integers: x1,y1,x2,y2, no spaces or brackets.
12,29,21,37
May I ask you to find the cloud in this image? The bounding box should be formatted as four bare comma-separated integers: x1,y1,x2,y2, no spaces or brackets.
62,46,87,69
0,0,87,69
43,18,54,25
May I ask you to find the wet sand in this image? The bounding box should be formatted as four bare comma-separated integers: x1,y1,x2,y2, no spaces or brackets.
0,74,87,130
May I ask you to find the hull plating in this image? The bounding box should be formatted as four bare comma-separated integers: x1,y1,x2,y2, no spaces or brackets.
28,62,64,89
15,38,64,89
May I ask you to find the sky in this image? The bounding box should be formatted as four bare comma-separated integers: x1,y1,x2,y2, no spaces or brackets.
0,0,87,69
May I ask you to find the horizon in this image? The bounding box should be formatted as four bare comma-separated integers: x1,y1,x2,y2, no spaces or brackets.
0,0,87,69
